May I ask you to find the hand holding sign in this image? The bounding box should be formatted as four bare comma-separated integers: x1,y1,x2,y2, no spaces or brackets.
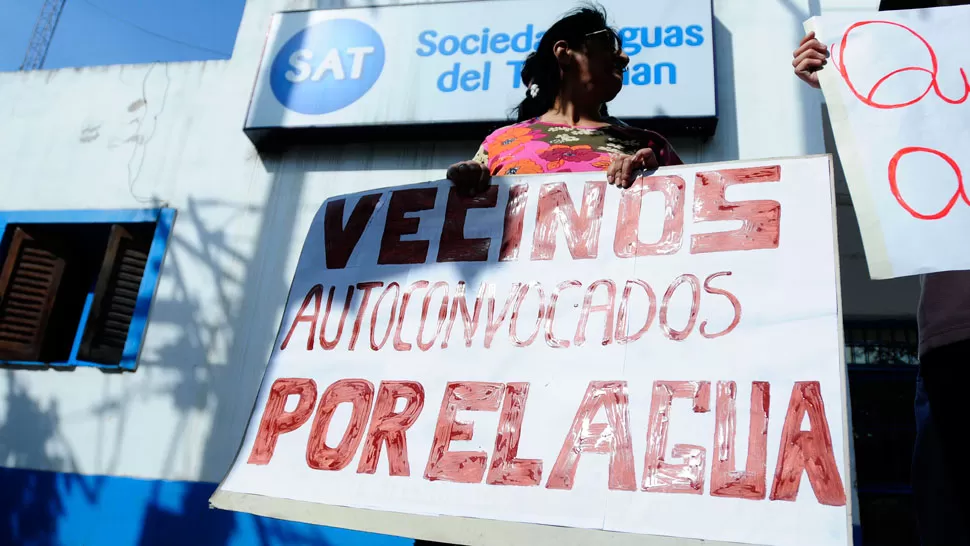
606,148,659,188
807,4,970,278
447,160,492,197
792,31,828,89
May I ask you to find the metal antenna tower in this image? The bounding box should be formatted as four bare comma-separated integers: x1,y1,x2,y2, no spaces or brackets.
20,0,67,71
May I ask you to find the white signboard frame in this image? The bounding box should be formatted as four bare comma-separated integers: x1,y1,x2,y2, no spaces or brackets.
244,0,716,133
212,156,852,546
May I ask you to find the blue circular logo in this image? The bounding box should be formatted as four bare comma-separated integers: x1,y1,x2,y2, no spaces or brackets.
270,19,385,115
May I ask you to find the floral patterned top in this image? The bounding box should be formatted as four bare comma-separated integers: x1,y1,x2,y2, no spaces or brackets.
471,118,682,175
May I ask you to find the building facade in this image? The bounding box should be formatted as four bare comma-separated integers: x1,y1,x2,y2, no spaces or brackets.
0,0,921,544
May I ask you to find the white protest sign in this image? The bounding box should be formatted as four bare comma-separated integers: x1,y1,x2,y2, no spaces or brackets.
212,156,850,546
807,5,970,279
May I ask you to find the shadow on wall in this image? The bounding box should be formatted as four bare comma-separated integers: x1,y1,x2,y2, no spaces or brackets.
2,0,475,535
0,140,465,546
699,17,739,164
0,371,72,546
0,187,418,546
0,464,408,546
0,88,468,546
6,2,530,545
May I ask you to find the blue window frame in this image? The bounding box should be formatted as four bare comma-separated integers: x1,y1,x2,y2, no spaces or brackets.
0,208,175,371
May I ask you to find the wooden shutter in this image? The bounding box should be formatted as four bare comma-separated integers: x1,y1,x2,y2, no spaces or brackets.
78,225,153,365
0,227,66,361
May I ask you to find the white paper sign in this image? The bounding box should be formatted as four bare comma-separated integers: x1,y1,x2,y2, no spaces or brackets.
213,157,850,546
808,5,970,279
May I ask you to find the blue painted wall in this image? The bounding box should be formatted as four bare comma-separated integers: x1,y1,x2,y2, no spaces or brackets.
0,467,415,546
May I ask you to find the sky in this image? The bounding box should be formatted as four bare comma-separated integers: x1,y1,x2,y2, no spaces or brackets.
0,0,246,72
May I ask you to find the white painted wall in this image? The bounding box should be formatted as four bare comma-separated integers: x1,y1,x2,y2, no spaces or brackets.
0,0,914,486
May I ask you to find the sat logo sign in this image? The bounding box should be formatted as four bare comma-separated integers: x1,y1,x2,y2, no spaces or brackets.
270,19,386,115
247,0,716,134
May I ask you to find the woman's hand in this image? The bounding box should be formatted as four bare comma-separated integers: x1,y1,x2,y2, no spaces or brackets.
446,161,491,197
607,148,659,189
793,31,828,89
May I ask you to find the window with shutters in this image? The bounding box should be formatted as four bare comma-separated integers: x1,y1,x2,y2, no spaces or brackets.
0,208,174,371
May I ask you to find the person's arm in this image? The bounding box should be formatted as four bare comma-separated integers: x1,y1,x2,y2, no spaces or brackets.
611,125,682,167
652,133,683,166
606,128,680,188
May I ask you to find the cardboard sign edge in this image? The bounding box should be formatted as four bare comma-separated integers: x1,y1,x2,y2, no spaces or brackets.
803,17,894,280
209,488,763,546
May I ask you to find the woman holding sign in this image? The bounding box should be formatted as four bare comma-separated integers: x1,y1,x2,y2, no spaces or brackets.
430,6,680,546
446,5,682,195
794,1,970,544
